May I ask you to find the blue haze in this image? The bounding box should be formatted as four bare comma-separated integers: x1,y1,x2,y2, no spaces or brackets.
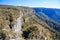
0,0,60,8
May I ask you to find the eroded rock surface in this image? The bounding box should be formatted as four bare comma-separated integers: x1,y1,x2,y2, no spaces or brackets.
0,5,60,40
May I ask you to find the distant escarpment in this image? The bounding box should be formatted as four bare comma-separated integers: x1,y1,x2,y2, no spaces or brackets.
0,5,60,40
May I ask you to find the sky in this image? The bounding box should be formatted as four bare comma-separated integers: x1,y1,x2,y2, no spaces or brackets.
0,0,60,8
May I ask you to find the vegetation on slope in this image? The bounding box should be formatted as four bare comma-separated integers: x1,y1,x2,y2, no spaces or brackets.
0,5,60,40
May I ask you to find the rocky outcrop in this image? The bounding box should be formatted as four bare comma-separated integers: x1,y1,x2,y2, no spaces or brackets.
0,5,60,40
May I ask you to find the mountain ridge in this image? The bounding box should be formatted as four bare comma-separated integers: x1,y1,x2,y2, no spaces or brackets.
0,5,60,40
33,8,60,23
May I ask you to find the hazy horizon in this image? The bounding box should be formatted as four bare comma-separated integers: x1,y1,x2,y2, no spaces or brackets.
0,0,60,8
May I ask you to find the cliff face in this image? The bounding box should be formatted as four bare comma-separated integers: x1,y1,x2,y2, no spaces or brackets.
33,8,60,31
0,5,60,40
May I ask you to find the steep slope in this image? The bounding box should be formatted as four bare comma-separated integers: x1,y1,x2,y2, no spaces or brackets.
33,8,60,23
33,8,60,32
0,5,60,40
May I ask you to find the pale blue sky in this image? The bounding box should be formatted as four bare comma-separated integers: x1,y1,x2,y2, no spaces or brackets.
0,0,60,8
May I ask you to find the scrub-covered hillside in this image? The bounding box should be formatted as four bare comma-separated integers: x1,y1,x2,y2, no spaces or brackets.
0,5,60,40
